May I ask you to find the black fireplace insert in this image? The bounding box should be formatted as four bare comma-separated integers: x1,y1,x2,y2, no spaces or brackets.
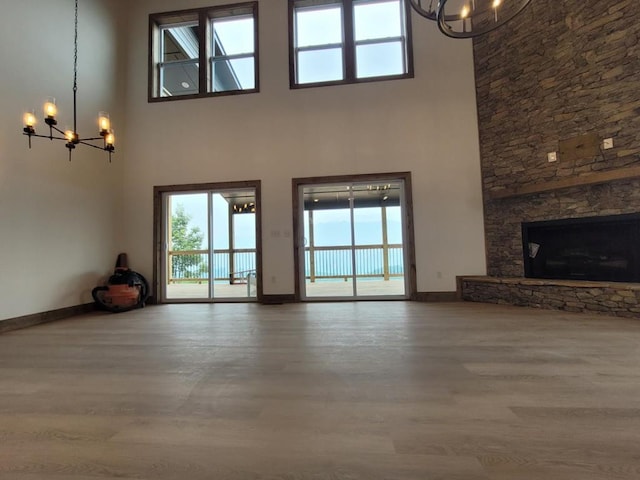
522,213,640,282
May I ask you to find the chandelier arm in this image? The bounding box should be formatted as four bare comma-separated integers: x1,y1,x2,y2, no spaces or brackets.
23,133,68,142
408,0,461,22
50,125,68,136
408,0,436,20
77,141,109,151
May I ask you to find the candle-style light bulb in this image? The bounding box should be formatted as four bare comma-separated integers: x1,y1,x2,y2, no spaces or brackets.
44,97,57,119
23,110,36,146
105,130,115,150
65,129,76,143
492,0,501,21
98,111,111,135
23,110,36,129
461,5,470,18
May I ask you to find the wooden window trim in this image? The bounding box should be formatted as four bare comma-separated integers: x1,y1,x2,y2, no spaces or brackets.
288,0,414,90
291,172,417,301
152,180,264,304
148,2,259,103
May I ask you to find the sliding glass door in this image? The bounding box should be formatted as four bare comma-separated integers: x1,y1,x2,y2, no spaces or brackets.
299,179,409,300
161,187,258,302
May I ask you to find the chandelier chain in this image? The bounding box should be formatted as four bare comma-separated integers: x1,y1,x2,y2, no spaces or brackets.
73,0,78,94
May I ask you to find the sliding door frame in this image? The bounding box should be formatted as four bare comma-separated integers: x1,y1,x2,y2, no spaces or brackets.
153,180,263,304
292,172,417,302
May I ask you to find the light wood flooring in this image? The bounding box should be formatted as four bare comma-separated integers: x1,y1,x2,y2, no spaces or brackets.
1,301,639,479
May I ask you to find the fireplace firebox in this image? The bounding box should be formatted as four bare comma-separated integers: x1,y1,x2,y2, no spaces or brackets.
522,213,640,282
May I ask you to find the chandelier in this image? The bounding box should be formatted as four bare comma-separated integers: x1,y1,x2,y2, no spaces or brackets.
409,0,533,39
22,0,115,161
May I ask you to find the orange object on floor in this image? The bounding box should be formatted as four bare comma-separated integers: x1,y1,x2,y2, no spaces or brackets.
102,284,141,309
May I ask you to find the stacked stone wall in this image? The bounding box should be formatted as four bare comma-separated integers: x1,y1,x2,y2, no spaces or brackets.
474,0,640,278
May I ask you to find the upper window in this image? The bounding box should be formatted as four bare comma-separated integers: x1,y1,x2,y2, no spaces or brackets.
149,3,259,101
289,0,413,88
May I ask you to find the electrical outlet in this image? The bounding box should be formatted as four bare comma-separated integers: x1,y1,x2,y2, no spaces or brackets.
603,138,614,150
547,152,557,163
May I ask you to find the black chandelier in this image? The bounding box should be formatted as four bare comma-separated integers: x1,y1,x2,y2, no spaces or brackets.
22,0,115,162
409,0,533,39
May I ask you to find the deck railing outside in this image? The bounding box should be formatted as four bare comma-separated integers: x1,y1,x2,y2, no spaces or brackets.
169,244,404,284
168,249,256,283
305,244,404,282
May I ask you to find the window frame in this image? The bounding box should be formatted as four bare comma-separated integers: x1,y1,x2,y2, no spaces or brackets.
292,3,347,85
210,12,258,93
158,18,201,98
149,2,259,102
288,0,414,89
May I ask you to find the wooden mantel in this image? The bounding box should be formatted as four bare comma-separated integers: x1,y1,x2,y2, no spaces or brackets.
489,165,640,200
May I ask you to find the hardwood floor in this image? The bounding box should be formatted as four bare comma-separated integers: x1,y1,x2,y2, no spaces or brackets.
0,301,639,479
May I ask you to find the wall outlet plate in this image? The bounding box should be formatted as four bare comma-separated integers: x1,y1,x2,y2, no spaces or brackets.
547,152,558,162
603,138,614,150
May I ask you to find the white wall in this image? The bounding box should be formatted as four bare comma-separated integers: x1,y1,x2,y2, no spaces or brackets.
119,0,487,295
0,0,124,320
0,0,486,322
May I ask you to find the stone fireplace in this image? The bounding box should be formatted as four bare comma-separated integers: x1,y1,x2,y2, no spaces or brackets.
460,0,640,317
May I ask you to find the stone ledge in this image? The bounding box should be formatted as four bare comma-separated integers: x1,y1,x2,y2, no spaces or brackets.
460,276,640,291
459,276,640,318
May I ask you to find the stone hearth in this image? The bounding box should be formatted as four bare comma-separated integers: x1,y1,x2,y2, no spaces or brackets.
459,276,640,318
